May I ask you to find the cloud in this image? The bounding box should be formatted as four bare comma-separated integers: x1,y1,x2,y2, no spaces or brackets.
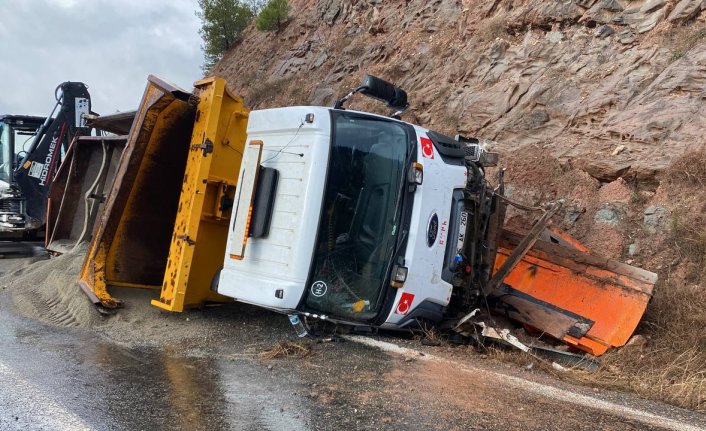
0,0,203,116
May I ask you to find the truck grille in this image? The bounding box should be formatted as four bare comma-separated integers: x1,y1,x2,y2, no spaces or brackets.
0,199,23,214
464,144,480,161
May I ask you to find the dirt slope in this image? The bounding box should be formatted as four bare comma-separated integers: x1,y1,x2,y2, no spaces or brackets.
211,0,706,410
210,0,705,276
213,0,706,181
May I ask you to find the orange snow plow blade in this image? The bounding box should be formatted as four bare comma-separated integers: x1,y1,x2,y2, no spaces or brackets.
491,229,657,356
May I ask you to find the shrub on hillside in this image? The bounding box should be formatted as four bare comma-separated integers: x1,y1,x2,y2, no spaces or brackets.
197,0,256,71
256,0,289,32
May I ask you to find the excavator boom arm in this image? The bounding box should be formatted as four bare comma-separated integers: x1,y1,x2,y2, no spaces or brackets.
13,82,92,223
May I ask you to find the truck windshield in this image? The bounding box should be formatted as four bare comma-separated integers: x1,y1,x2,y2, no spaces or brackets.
304,113,410,321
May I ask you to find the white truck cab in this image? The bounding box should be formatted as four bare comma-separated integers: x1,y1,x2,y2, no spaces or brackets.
218,77,495,329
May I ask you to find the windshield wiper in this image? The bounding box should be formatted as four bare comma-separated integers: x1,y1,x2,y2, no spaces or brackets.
389,138,416,232
383,139,415,278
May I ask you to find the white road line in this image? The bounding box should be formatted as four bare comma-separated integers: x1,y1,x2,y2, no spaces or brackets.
346,335,706,431
0,361,93,431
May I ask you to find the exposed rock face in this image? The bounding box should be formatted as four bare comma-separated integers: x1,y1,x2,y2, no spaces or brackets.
212,0,706,183
205,0,706,276
207,2,706,409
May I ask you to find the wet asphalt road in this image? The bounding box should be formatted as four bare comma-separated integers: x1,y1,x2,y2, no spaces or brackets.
0,307,311,431
2,288,706,430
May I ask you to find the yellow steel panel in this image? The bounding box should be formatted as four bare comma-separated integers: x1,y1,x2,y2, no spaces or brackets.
80,76,186,308
151,77,249,311
105,98,191,285
108,281,160,290
79,75,247,311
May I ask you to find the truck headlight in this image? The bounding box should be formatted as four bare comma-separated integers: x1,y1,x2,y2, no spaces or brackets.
408,162,423,185
390,265,408,288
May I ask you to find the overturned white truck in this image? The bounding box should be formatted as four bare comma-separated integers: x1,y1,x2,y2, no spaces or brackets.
76,75,655,356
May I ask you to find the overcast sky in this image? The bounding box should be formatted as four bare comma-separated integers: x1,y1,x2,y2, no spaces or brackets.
0,0,203,116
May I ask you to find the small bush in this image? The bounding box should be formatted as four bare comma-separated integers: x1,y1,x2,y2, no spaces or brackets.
196,0,256,71
671,209,706,282
664,25,706,62
476,14,509,43
669,145,706,186
255,0,289,32
246,76,310,106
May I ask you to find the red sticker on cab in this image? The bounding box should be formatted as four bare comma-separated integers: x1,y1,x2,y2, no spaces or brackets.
420,137,434,159
395,292,415,315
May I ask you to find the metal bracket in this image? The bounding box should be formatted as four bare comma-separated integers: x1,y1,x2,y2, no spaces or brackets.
484,202,562,294
191,138,214,156
176,234,196,246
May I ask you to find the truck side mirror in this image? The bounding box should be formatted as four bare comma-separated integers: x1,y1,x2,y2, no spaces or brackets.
333,74,409,113
359,75,409,111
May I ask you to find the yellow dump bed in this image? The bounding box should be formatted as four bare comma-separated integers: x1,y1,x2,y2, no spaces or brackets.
79,75,249,311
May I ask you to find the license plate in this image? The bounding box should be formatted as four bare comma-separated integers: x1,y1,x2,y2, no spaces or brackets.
456,211,468,255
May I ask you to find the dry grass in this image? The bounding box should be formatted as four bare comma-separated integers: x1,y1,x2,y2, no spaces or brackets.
573,159,706,411
570,277,706,410
246,76,296,106
487,145,706,410
475,14,509,44
662,24,706,60
286,79,311,105
670,210,706,282
570,183,706,410
669,145,706,187
260,340,312,360
386,63,406,81
246,75,312,107
667,146,706,282
419,327,445,347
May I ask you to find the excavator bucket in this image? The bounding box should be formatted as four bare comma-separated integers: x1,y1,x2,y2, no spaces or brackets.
79,75,249,311
490,229,657,356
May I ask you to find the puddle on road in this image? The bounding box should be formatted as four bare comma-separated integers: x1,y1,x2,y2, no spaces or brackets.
0,308,310,431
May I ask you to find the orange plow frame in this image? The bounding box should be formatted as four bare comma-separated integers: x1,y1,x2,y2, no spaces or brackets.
491,229,656,356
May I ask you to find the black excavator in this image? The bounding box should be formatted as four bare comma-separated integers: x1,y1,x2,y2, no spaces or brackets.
0,82,92,238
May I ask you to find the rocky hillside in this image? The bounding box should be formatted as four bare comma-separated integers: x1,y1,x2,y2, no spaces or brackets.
212,0,706,410
214,0,705,182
